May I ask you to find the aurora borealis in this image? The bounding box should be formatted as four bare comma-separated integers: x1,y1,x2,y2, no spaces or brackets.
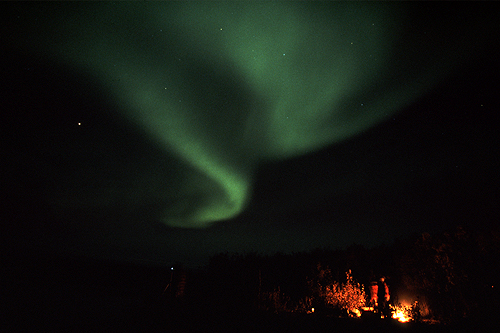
2,2,499,266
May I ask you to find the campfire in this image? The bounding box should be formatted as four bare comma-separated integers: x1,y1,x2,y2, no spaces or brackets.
390,301,417,323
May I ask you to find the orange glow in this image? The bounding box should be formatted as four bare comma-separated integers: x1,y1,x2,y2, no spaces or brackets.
391,303,412,323
322,270,366,317
392,309,410,322
350,308,362,317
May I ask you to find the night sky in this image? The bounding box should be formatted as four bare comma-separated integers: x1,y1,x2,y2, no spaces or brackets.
2,2,499,268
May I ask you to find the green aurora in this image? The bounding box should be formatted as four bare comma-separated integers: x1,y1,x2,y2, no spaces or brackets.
5,2,493,229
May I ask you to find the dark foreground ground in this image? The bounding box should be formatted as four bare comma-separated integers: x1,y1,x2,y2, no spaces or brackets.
5,285,492,333
3,253,495,332
5,305,492,333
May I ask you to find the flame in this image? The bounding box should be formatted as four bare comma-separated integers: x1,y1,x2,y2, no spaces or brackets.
349,308,362,317
391,303,412,323
392,309,410,322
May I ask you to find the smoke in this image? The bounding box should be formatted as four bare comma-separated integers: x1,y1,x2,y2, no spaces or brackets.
9,2,490,228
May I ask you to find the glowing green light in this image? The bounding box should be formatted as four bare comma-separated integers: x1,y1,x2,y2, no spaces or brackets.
18,2,483,227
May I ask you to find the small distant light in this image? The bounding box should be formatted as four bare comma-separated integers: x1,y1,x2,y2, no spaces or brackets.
311,307,314,313
171,267,174,271
78,122,81,126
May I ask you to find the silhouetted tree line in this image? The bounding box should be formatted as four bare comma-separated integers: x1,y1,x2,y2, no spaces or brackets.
397,226,499,324
175,225,499,325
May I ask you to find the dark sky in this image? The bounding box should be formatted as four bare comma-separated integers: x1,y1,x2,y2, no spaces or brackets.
2,2,499,268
